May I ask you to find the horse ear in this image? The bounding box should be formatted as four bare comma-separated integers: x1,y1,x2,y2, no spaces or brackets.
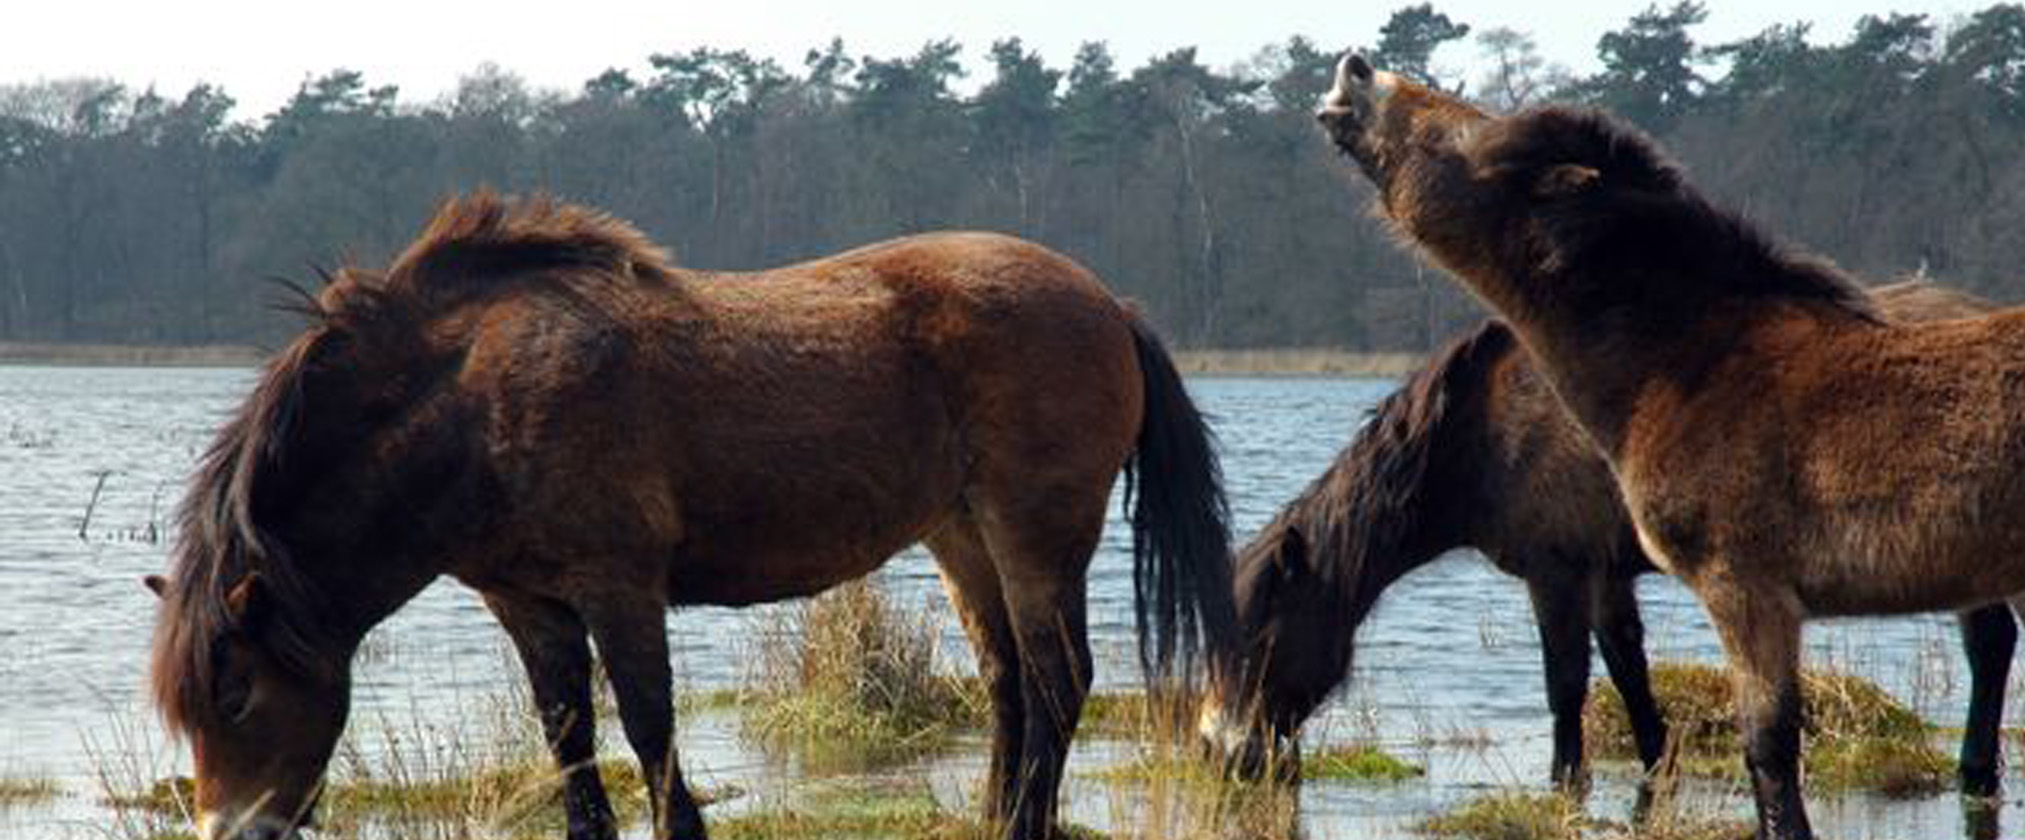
1534,164,1601,198
225,572,267,628
143,575,169,598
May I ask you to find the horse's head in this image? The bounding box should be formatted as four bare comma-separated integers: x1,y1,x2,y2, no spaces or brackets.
1199,523,1350,779
150,572,350,840
1316,54,1486,199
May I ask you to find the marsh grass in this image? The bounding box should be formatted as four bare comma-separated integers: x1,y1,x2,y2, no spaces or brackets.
0,774,61,807
1414,791,1751,840
743,580,988,755
1584,661,1950,795
86,702,192,840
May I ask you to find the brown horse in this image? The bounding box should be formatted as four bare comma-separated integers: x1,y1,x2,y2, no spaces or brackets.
1317,53,2025,839
1199,282,2025,797
146,194,1239,840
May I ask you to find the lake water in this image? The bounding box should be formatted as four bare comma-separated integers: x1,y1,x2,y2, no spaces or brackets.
0,366,2016,838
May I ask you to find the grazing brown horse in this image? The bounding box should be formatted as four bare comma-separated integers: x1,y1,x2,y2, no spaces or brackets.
147,194,1238,840
1316,53,2025,839
1199,282,2025,796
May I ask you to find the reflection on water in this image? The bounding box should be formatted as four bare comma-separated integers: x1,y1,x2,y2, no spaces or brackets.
0,366,2014,838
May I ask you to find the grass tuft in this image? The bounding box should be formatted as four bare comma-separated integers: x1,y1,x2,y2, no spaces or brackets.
1584,661,1950,795
742,579,988,754
1416,792,1588,840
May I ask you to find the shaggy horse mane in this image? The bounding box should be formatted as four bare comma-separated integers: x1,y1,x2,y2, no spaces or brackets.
151,192,676,734
1477,106,1877,319
1252,321,1516,597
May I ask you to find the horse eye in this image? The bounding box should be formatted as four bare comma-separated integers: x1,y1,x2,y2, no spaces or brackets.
218,676,255,723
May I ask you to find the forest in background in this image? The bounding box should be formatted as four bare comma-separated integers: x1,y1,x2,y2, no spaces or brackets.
1,3,2022,351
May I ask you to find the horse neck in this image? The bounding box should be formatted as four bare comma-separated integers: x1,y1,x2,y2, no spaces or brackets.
1305,434,1470,628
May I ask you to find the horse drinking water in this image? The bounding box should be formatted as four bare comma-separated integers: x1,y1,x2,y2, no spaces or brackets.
147,194,1239,840
1315,53,2025,840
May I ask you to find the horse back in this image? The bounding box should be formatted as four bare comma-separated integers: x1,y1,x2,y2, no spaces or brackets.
446,231,1141,605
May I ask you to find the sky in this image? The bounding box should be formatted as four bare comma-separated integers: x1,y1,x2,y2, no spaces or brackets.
0,0,1996,120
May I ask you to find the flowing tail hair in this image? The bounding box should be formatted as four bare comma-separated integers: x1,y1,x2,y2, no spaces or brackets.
1123,311,1240,691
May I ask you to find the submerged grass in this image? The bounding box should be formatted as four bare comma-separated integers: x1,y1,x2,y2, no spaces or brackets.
743,579,988,755
1584,661,1950,795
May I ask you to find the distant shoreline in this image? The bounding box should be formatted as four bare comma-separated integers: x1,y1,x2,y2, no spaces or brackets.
0,342,266,367
0,342,1419,377
1173,348,1419,377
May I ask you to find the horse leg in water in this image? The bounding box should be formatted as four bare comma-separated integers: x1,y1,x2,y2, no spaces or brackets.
1699,578,1811,840
1590,568,1668,772
583,595,707,840
1959,602,2019,796
976,486,1106,840
926,515,1025,826
486,593,618,840
1525,566,1594,786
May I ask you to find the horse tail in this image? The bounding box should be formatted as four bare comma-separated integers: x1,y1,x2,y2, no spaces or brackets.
1123,311,1239,691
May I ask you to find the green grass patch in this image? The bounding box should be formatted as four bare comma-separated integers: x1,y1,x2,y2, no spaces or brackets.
1303,744,1426,782
1091,743,1421,786
1584,661,1950,795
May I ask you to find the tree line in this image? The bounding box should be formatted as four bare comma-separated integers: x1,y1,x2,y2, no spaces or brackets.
1,3,2021,351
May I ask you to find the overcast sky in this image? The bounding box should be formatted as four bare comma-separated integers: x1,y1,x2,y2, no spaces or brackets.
2,0,1994,119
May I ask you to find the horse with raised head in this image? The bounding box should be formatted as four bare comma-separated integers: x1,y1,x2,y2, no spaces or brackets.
1315,53,2025,839
1199,282,2025,797
147,193,1239,840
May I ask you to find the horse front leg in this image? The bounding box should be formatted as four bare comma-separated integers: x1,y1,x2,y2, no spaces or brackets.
1696,575,1811,840
584,596,706,840
1957,603,2017,797
1525,568,1594,788
484,593,618,840
1590,567,1668,773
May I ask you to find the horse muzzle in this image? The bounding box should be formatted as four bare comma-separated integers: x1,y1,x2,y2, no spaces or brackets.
1196,701,1297,782
198,810,300,840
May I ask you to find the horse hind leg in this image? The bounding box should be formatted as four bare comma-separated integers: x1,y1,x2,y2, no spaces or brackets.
924,514,1024,828
1957,602,2017,797
973,489,1106,840
580,594,707,840
483,593,619,840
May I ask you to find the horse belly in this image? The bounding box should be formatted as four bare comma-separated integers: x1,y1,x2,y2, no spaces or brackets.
1796,512,2025,617
663,438,966,607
